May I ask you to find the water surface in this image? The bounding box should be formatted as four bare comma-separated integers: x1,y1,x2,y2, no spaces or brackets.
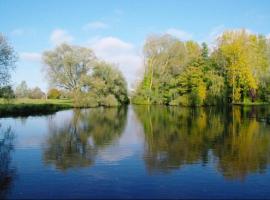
1,105,270,199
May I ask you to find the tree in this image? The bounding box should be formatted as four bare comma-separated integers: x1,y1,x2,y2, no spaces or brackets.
47,88,61,99
28,87,45,99
133,34,190,104
0,34,17,86
15,81,29,98
42,44,96,92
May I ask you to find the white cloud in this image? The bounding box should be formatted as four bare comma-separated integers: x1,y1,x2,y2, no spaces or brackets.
20,52,42,62
50,29,73,46
166,28,193,40
86,36,143,89
83,21,108,31
205,25,226,44
11,29,24,36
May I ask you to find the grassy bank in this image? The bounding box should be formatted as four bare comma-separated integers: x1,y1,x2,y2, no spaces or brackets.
0,99,73,117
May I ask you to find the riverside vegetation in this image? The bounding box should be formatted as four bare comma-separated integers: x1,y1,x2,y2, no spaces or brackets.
0,29,270,117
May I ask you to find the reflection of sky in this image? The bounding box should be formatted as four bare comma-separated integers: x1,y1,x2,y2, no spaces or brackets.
0,107,144,163
0,110,74,149
98,106,145,163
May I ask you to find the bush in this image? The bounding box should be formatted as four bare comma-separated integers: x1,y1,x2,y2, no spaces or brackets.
47,88,61,99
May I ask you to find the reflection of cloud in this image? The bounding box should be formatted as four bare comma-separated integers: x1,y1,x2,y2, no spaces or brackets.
98,147,134,162
86,36,143,89
50,29,74,46
166,28,193,41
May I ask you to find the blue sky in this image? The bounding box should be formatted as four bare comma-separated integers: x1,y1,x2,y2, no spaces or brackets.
1,0,270,91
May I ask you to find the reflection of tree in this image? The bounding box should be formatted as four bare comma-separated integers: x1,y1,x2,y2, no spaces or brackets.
0,126,15,199
43,107,127,171
213,106,270,180
134,105,270,180
134,106,224,173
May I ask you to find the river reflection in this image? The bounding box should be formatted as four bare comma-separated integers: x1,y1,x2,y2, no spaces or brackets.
43,107,128,170
1,105,270,198
134,106,270,180
0,127,15,199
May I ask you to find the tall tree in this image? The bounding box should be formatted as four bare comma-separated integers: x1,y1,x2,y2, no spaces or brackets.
42,44,96,92
0,34,17,86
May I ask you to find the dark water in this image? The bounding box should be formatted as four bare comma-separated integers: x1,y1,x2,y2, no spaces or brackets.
1,105,270,199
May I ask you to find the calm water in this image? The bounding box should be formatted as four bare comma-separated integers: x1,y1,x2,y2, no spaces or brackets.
1,105,270,199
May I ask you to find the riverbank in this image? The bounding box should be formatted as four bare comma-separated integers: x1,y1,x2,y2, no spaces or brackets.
233,102,269,106
0,99,73,117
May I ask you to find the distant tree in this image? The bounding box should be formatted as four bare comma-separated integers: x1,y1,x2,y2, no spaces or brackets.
42,44,96,92
0,34,17,86
28,87,45,99
47,88,61,99
15,81,29,98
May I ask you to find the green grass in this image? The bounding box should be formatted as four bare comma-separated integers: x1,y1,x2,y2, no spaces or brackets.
0,98,73,117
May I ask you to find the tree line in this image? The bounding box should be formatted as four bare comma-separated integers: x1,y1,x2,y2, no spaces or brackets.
1,29,270,107
132,29,270,106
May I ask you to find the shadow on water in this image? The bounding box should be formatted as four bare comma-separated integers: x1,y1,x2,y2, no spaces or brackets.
0,126,16,199
133,105,270,180
43,107,128,171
